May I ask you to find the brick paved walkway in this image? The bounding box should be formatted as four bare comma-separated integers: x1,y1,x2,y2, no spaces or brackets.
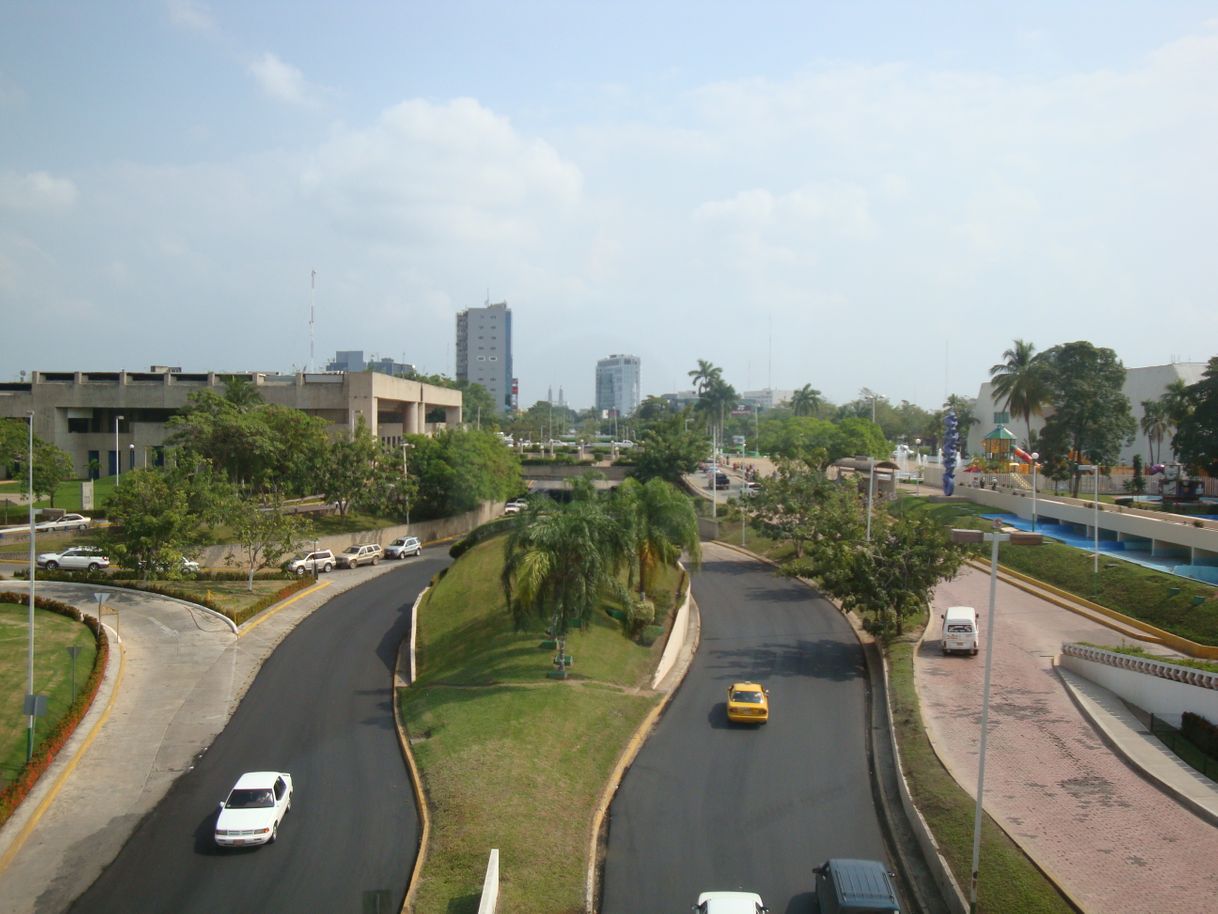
917,566,1218,914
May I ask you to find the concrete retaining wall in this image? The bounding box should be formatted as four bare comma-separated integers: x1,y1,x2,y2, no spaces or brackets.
1059,644,1218,728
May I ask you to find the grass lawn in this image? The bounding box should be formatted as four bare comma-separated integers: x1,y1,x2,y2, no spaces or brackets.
402,536,672,913
0,602,98,789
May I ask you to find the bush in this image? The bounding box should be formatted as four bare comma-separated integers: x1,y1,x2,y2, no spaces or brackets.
1182,711,1218,761
449,517,514,559
622,596,656,641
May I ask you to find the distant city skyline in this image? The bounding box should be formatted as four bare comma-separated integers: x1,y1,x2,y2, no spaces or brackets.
3,3,1215,408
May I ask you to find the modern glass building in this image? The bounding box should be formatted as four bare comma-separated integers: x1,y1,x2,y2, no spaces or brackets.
595,354,641,417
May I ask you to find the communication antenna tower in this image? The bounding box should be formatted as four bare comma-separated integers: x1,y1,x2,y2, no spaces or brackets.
309,269,317,372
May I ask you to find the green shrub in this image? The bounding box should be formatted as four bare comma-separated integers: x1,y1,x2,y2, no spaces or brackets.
449,517,514,559
1182,712,1218,761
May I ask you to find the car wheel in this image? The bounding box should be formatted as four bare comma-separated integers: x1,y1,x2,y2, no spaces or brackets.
322,562,333,573
371,556,379,565
295,566,307,576
46,560,58,570
87,562,100,572
78,524,88,532
286,792,292,813
269,823,278,844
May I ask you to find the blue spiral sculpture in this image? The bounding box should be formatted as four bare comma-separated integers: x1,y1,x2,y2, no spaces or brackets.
943,411,958,496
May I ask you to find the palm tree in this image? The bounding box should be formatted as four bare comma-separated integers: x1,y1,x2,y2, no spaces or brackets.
989,339,1048,446
790,384,822,417
1140,400,1170,464
221,375,263,410
615,478,701,597
500,497,630,676
687,359,723,396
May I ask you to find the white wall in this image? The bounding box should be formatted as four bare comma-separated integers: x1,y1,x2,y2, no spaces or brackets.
1060,645,1218,728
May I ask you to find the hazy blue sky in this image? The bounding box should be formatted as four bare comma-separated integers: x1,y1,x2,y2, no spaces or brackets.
3,2,1215,409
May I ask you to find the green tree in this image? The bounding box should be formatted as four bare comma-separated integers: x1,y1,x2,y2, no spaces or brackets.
500,497,630,676
613,478,701,597
1036,342,1136,497
1170,356,1218,477
321,417,381,516
989,339,1049,447
1139,399,1171,465
408,430,523,519
104,469,200,579
0,421,74,505
790,385,823,417
166,391,278,492
748,460,833,560
220,375,264,410
225,496,304,591
631,417,708,483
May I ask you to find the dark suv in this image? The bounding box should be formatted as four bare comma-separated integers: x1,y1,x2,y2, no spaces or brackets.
813,858,901,914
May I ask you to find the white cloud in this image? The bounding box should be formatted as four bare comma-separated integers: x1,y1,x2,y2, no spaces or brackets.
0,171,78,211
302,98,583,248
249,52,319,107
166,0,215,32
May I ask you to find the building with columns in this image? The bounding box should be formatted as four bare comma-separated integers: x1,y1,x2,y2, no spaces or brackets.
0,368,462,478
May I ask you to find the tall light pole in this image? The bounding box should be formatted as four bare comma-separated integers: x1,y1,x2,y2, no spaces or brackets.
865,394,881,543
114,414,124,484
1030,452,1040,532
951,521,1043,913
25,410,36,761
400,441,412,529
1079,464,1100,575
914,438,922,495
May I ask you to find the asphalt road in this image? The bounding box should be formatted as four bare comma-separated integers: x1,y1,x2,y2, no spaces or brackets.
600,544,896,914
68,554,447,914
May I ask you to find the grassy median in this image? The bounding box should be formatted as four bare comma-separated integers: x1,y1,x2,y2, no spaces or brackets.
0,601,98,789
400,537,677,913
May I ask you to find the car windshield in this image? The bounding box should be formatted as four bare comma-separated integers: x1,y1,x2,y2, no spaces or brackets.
391,539,405,546
732,690,764,704
342,547,361,554
226,788,274,809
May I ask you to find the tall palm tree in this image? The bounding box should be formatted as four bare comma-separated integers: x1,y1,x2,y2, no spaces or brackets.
989,339,1048,446
615,478,701,597
500,497,630,676
1140,400,1170,464
687,359,723,396
221,375,264,410
790,384,823,417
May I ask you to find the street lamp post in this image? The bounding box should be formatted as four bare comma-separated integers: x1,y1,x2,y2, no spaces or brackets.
1078,464,1101,574
951,521,1043,913
915,438,922,495
400,442,412,529
865,394,881,543
25,411,36,761
114,414,124,484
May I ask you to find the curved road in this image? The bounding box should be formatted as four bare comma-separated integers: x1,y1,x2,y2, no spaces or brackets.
601,543,899,914
69,555,447,913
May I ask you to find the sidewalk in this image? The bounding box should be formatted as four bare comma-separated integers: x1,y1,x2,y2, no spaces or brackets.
918,566,1218,913
0,565,401,914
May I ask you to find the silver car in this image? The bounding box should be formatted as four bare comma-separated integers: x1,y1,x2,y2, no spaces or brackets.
36,546,110,572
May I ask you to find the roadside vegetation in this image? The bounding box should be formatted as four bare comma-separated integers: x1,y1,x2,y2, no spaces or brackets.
402,536,680,912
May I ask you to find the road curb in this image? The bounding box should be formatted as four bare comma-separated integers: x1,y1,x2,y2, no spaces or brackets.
394,588,433,914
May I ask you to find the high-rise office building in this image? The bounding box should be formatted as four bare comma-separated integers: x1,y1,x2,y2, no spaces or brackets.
595,354,641,417
456,300,514,415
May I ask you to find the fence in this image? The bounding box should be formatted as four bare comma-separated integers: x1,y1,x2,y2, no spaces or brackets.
1148,714,1218,782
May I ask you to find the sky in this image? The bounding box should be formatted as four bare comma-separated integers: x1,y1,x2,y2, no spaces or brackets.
2,1,1216,411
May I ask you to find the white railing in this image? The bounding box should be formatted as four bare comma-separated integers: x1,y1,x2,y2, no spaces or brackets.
1061,643,1218,691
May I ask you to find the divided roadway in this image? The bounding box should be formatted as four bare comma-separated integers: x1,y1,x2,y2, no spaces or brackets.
67,556,447,913
601,543,899,914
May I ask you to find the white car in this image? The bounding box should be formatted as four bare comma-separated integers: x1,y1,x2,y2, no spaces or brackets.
385,536,422,559
503,499,528,515
215,771,293,847
693,891,770,913
35,513,92,532
36,547,110,572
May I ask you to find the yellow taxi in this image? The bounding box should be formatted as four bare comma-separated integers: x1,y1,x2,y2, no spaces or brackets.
725,682,769,725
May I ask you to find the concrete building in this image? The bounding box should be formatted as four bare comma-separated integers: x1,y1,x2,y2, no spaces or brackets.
595,354,641,417
455,301,513,415
0,369,462,478
967,361,1206,466
740,388,794,411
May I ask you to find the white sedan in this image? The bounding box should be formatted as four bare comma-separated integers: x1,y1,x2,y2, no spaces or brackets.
215,771,293,847
36,547,110,572
35,513,92,532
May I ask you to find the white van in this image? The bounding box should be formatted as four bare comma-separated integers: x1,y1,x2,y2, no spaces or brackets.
941,606,979,656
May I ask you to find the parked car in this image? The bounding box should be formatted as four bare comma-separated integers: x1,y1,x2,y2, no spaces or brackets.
35,513,92,532
36,546,110,572
725,681,769,725
336,543,383,568
214,771,293,848
385,536,422,559
813,858,901,913
285,549,336,576
692,890,770,913
503,499,528,515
